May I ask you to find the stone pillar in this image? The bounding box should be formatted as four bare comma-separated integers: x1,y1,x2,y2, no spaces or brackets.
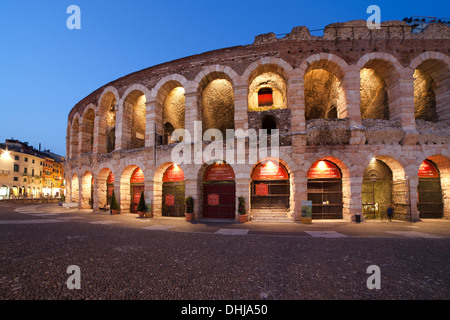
145,100,156,148
184,177,200,220
343,176,363,222
233,78,248,132
396,75,419,145
235,178,250,220
291,173,307,221
407,176,420,221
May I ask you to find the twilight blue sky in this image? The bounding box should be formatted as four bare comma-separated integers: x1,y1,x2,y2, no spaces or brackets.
0,0,448,156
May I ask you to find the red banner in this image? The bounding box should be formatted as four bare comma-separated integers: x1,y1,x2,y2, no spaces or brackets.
251,161,289,180
204,164,235,181
133,193,141,204
163,165,185,182
208,193,220,206
255,183,269,196
130,168,144,184
418,160,439,178
307,161,341,179
107,172,115,184
165,194,175,206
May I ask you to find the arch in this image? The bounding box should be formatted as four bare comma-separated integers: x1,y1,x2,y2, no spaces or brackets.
121,87,148,150
201,162,236,219
97,87,119,153
356,52,404,120
70,173,79,203
307,159,344,219
96,167,116,209
70,114,80,158
410,52,450,122
196,70,235,138
120,165,145,214
299,53,349,120
416,154,450,219
80,105,96,154
154,78,186,145
80,171,93,209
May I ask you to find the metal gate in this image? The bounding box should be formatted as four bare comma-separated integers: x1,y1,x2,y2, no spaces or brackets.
418,178,443,218
251,180,290,210
162,182,185,217
362,179,411,220
307,179,343,219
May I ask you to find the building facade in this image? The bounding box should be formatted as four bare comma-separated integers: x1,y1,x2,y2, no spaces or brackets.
64,20,450,222
0,140,65,199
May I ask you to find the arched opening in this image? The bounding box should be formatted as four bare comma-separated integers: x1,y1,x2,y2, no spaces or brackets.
129,167,145,213
123,91,146,150
163,122,175,145
307,160,343,219
362,159,393,220
417,159,443,218
413,58,450,122
248,72,286,111
81,172,93,209
162,164,185,217
96,168,115,209
201,78,234,138
202,163,236,219
71,174,79,203
71,117,79,158
251,160,290,211
304,69,340,120
98,91,117,153
360,68,389,119
261,115,277,135
80,108,95,154
0,185,9,199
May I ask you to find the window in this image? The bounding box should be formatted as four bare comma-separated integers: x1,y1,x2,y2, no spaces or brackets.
32,159,35,164
25,157,28,162
14,164,19,172
258,88,273,107
24,168,27,174
13,177,18,182
15,155,19,161
32,169,35,176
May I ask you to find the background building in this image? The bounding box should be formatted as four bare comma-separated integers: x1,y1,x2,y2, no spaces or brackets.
64,20,450,222
0,139,65,199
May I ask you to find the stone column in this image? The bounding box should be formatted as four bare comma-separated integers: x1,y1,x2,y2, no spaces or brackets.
343,176,363,222
396,75,419,145
407,176,420,221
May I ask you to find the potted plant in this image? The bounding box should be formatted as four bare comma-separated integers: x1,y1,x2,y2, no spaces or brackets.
136,191,147,218
238,196,247,223
110,190,120,214
185,196,194,221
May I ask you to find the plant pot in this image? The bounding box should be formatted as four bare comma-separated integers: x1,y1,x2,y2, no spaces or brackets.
111,209,119,215
238,214,248,223
185,212,194,222
138,211,145,218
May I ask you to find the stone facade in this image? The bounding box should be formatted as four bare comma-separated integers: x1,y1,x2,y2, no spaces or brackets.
65,20,450,222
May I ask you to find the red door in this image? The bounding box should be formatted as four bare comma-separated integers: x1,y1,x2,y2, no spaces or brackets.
203,183,236,219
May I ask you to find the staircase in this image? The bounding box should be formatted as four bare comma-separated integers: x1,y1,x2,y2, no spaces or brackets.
250,209,292,223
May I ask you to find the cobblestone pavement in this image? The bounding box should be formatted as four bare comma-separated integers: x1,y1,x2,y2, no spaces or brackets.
1,204,449,303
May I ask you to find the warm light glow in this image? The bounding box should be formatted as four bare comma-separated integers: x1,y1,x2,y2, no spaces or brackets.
1,150,11,160
317,160,327,171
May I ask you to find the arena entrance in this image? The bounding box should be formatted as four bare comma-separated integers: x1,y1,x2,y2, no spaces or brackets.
307,160,343,219
202,163,236,219
162,165,185,217
250,160,290,210
418,160,443,218
106,171,115,206
130,168,144,213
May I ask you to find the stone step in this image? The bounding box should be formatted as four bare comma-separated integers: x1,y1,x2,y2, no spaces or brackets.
250,211,291,223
